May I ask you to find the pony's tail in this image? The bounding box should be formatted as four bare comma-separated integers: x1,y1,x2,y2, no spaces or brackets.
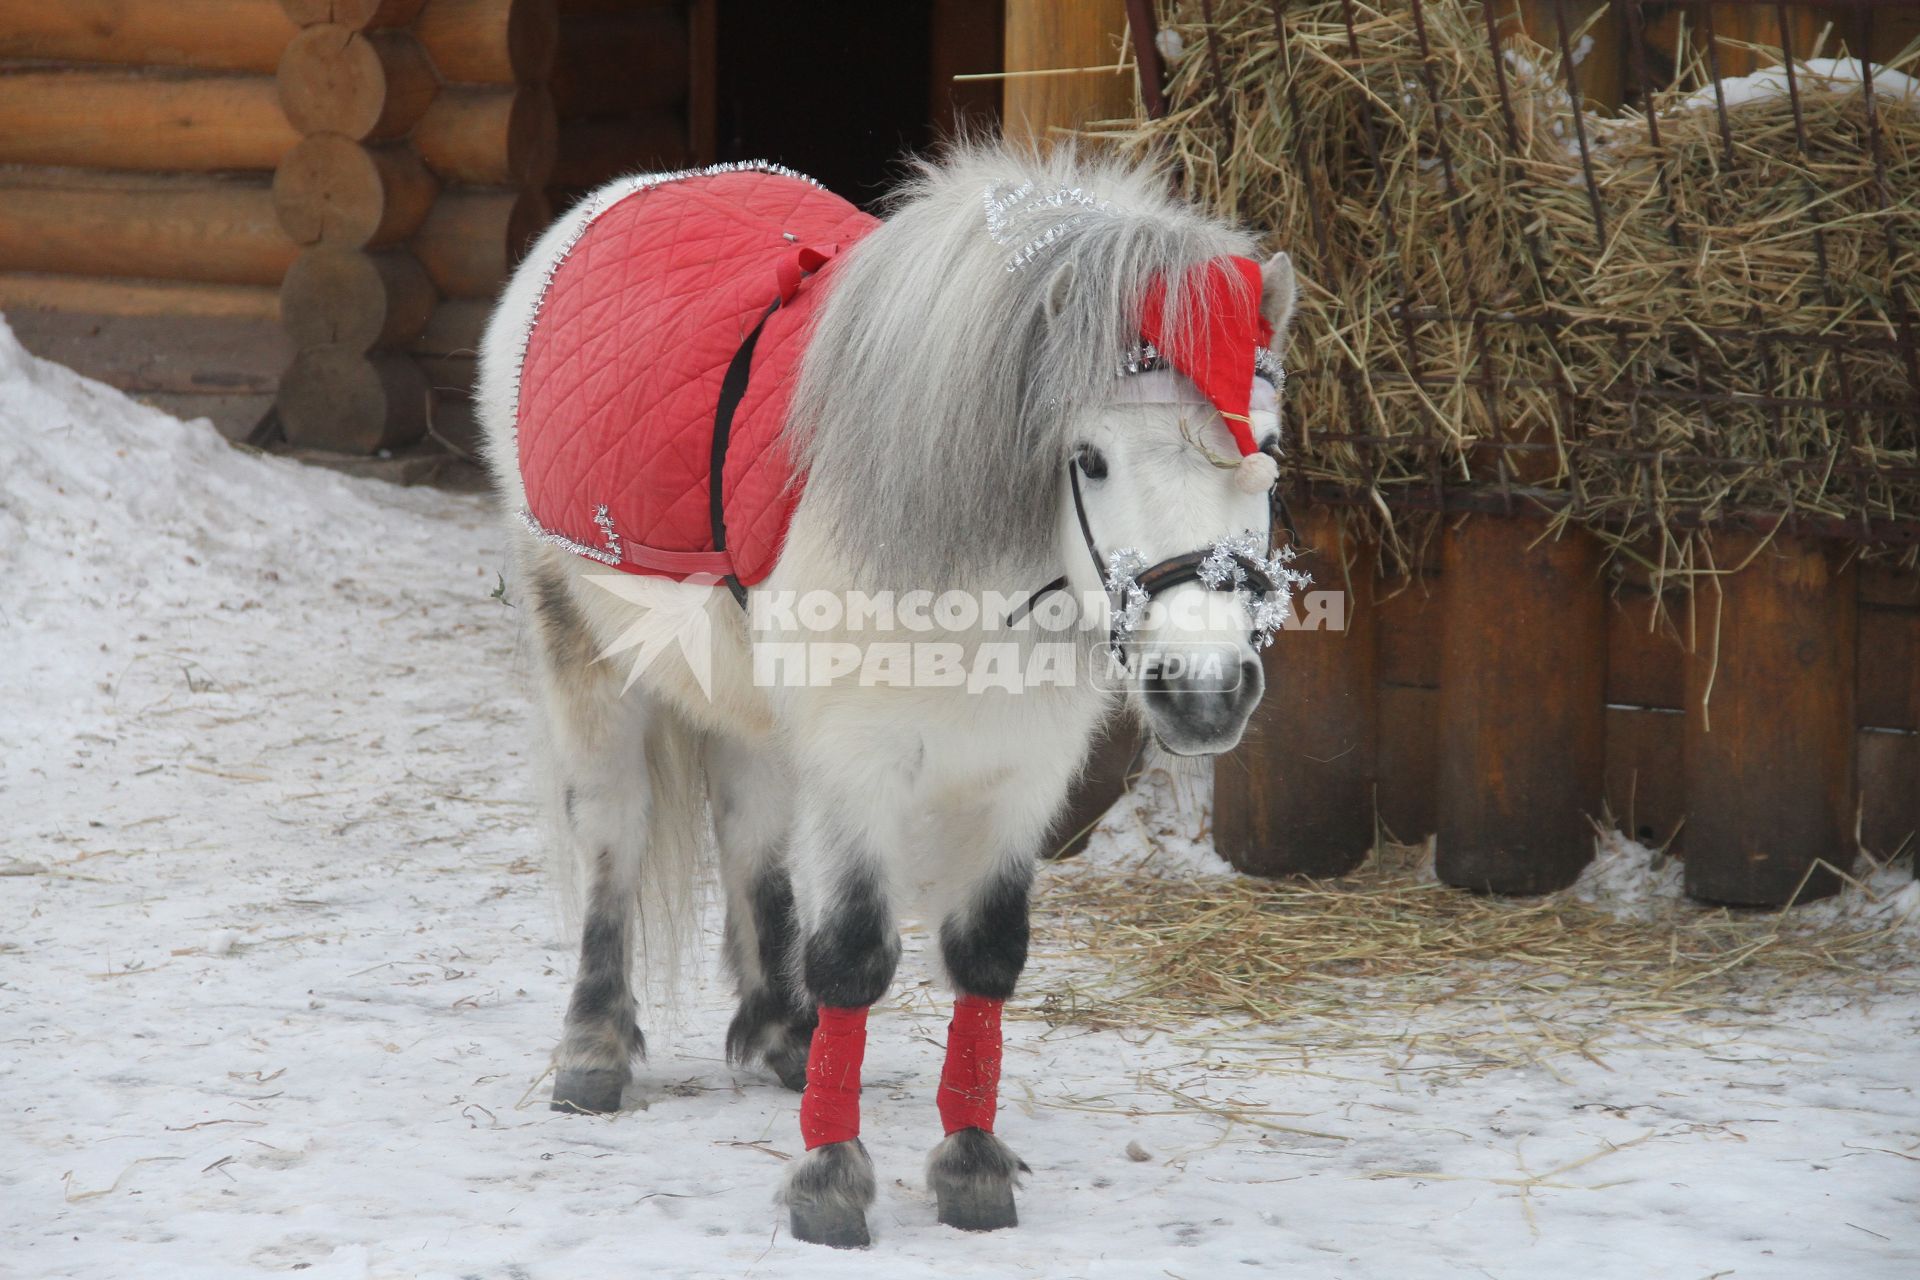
631,700,711,1011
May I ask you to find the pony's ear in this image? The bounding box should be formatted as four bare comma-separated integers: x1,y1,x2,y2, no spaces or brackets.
1260,250,1299,343
1044,261,1078,320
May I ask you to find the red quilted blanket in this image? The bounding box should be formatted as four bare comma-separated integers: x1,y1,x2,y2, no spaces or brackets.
516,165,879,585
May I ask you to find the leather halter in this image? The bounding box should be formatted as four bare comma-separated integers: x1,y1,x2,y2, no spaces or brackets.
1008,458,1299,658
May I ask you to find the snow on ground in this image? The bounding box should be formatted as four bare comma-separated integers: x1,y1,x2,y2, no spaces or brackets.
3,318,1918,1279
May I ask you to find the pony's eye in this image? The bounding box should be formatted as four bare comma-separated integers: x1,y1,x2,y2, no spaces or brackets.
1074,445,1109,481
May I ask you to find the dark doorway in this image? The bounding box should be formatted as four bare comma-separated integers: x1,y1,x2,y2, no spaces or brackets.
712,0,1002,209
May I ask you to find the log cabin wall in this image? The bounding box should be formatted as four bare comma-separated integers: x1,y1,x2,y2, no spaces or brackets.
0,1,305,436
0,1,705,454
273,0,565,454
0,2,988,453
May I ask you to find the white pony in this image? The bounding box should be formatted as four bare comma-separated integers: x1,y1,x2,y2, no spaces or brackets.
475,142,1300,1247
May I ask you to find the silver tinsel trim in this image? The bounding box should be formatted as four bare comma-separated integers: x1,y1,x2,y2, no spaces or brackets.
1103,548,1151,646
591,504,622,562
1118,340,1165,377
1104,532,1311,651
1195,529,1313,648
517,506,622,566
981,180,1033,244
1118,340,1287,391
510,161,825,444
1253,347,1287,391
982,180,1117,272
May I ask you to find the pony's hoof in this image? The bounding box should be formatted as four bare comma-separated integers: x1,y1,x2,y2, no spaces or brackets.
725,994,815,1092
550,1066,627,1114
781,1138,876,1248
936,1181,1017,1232
766,1037,810,1093
789,1202,872,1248
928,1128,1026,1232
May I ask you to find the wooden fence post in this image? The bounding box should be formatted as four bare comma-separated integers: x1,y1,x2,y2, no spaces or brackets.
1683,533,1858,905
1001,0,1136,144
1215,506,1376,878
1436,517,1607,894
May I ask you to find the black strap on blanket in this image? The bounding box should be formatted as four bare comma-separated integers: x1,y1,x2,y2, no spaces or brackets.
709,298,781,609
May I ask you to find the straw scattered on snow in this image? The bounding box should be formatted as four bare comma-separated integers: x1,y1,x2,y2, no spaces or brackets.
1025,796,1917,1076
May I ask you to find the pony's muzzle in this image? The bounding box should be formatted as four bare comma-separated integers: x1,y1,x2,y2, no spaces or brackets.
1135,647,1264,756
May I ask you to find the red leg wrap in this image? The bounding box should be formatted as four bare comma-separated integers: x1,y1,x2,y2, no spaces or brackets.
937,994,1004,1136
799,1004,867,1150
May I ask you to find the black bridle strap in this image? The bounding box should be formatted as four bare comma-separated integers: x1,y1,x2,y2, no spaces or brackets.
1003,461,1296,639
1002,574,1070,628
1136,548,1280,598
999,462,1105,629
1083,461,1277,652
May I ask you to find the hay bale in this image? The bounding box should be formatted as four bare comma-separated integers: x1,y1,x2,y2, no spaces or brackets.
1111,1,1920,581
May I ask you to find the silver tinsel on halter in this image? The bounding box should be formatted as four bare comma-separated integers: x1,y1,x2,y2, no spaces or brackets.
1100,531,1310,652
1197,529,1311,647
1103,548,1151,643
1118,341,1288,391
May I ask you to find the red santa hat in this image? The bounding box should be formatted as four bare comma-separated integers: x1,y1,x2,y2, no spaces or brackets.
1139,256,1280,494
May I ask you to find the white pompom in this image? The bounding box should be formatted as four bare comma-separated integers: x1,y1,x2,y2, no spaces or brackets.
1234,452,1279,494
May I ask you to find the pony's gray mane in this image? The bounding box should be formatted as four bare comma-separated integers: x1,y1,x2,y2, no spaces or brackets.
788,142,1259,589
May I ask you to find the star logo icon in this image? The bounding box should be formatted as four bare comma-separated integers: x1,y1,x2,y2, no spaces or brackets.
582,572,722,701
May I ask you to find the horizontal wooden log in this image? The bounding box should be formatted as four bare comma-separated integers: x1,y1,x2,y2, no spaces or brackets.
0,174,295,287
277,24,439,141
5,310,290,395
0,0,297,73
412,297,492,355
140,392,278,442
410,187,549,297
415,351,475,394
426,388,483,458
278,344,430,451
552,111,688,190
280,246,436,350
416,0,558,85
0,273,281,321
415,86,557,187
0,72,297,174
280,0,427,29
273,134,439,248
551,8,689,118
